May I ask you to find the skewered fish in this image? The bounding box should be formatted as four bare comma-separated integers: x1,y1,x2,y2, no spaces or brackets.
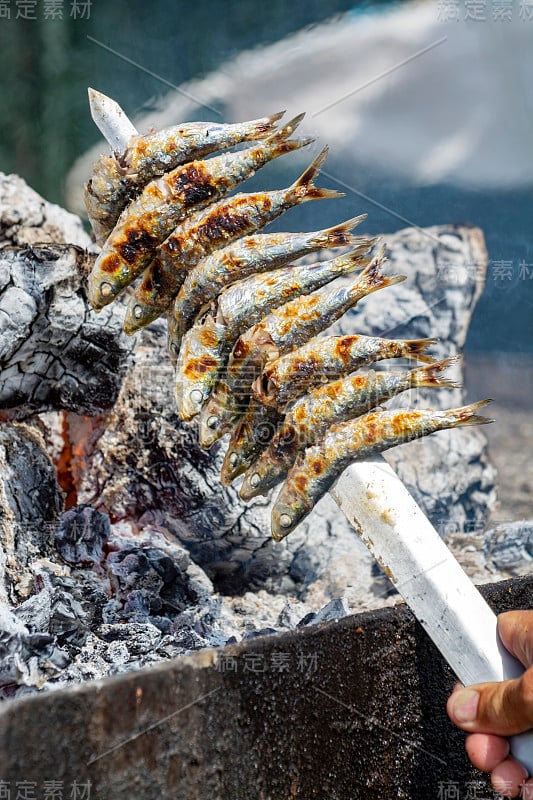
85,99,492,542
123,147,342,333
174,243,374,420
239,358,460,497
271,400,493,540
253,333,437,410
88,115,310,310
85,110,284,245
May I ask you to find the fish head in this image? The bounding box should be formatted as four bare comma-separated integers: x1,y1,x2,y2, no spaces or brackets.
87,251,132,310
176,382,208,422
221,409,276,485
239,459,277,500
198,387,239,448
220,446,248,485
271,495,306,541
124,298,160,334
176,358,218,421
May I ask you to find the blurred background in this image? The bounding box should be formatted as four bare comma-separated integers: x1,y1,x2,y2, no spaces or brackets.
0,0,531,521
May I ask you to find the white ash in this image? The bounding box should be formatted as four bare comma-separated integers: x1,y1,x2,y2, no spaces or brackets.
0,173,134,421
0,245,134,419
483,521,533,575
0,508,325,696
5,501,528,697
0,172,91,250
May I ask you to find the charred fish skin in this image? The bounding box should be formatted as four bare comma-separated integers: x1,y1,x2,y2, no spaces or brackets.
215,236,376,342
226,249,404,401
220,400,281,485
240,357,460,499
173,243,375,419
169,214,369,355
173,246,369,415
87,115,310,311
271,399,494,540
198,249,401,448
126,112,286,184
254,334,438,410
123,146,343,333
174,314,227,421
84,111,286,245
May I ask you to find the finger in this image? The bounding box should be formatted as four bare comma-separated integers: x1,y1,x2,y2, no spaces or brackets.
465,732,509,771
447,667,533,735
498,611,533,669
491,757,528,798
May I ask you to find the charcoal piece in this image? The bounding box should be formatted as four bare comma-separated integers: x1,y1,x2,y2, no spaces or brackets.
47,590,89,644
0,244,134,419
54,505,109,566
15,587,90,647
313,597,350,624
14,588,52,632
107,546,203,618
96,622,162,657
167,628,210,652
0,173,133,418
0,423,63,603
121,590,151,621
483,520,533,575
0,172,90,250
0,629,69,693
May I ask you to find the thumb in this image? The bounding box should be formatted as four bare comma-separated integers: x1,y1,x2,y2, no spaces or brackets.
447,667,533,736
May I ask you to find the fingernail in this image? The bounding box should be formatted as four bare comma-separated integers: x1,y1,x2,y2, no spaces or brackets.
452,689,479,723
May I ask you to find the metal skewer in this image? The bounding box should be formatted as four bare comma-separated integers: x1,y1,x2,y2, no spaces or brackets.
88,88,138,153
88,88,533,774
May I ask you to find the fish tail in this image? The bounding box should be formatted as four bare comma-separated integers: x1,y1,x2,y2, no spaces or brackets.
411,356,462,389
353,245,405,296
276,112,306,138
402,337,438,363
262,110,286,127
247,110,286,138
289,146,344,202
264,112,314,154
312,214,368,249
446,399,494,427
326,250,373,278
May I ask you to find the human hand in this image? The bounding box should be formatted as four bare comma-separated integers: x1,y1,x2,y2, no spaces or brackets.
447,610,533,798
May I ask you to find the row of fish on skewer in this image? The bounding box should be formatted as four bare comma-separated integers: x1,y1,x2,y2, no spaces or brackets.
85,106,492,540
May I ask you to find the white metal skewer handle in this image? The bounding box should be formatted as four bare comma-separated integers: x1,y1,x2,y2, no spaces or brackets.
87,88,533,775
88,88,138,152
331,456,533,774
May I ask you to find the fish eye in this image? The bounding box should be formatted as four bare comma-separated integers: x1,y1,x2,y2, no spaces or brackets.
250,473,260,488
207,415,218,428
133,305,143,320
100,281,113,298
229,453,238,467
279,513,292,528
190,389,203,404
